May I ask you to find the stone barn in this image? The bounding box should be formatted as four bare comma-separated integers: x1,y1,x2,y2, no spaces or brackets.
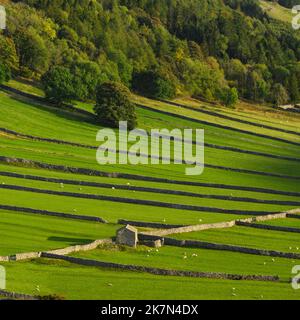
116,225,138,248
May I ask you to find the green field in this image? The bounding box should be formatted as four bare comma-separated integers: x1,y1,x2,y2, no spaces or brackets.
2,258,299,300
257,218,300,228
172,226,300,253
260,0,293,23
71,244,297,281
0,210,117,256
1,81,300,300
171,96,300,133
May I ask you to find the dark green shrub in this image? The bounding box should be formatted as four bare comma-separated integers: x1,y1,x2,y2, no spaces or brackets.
41,66,75,104
217,87,239,108
132,70,176,99
94,82,137,130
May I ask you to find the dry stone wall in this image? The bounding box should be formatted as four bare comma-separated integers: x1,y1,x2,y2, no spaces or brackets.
41,252,279,282
141,221,236,237
0,239,112,262
158,99,300,137
236,221,300,233
1,156,299,197
138,212,290,237
0,289,37,300
0,183,278,216
0,84,93,117
137,103,300,148
2,170,298,206
0,204,107,223
2,83,299,164
162,238,300,260
46,239,113,256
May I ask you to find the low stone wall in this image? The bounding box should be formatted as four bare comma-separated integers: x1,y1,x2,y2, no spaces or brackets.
0,204,107,223
139,234,165,242
158,98,300,138
2,84,299,164
0,239,112,262
0,183,277,216
3,122,300,166
206,162,300,180
1,156,299,197
163,237,300,260
136,103,300,148
0,256,9,262
242,212,288,222
141,221,237,237
46,239,113,256
2,82,298,149
286,209,300,218
0,289,37,300
205,142,300,163
0,84,93,117
11,252,41,261
119,219,187,229
236,221,300,234
138,212,290,237
0,127,96,150
287,209,300,214
2,170,299,206
4,125,300,181
41,253,279,282
287,214,300,219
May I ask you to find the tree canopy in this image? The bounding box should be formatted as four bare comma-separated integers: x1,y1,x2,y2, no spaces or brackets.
94,82,137,130
1,0,299,105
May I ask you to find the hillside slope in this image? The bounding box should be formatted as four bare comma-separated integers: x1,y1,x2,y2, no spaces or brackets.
1,82,300,299
1,0,299,105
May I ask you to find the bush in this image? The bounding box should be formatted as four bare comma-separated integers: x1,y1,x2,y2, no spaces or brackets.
218,87,239,108
41,66,76,104
71,61,101,101
94,82,137,130
272,83,289,107
132,70,176,99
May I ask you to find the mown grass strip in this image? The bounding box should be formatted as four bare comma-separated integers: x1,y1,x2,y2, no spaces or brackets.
0,183,279,215
41,252,279,282
170,226,300,253
3,84,300,153
0,210,116,256
236,221,300,234
0,204,107,223
1,171,299,206
3,258,297,299
73,244,298,283
2,126,300,163
159,99,300,137
1,156,299,197
158,237,300,260
136,104,300,147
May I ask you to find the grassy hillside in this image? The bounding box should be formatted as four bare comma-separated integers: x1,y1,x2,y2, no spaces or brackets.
4,259,300,300
1,81,300,300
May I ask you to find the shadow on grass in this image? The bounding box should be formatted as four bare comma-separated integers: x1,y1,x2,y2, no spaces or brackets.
48,236,92,245
2,88,97,126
